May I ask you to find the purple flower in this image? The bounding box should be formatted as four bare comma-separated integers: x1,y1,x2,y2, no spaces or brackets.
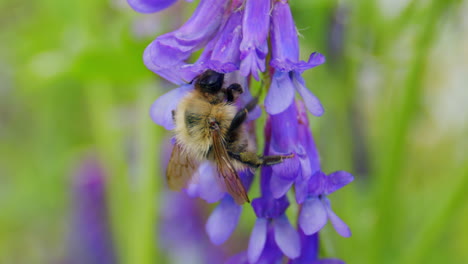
160,192,225,264
205,170,254,245
68,158,116,264
143,0,229,84
298,171,353,237
127,0,178,13
265,1,325,115
267,101,321,199
246,124,301,263
239,0,270,81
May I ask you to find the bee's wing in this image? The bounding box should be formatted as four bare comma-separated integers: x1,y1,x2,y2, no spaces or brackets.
166,143,199,190
212,128,250,204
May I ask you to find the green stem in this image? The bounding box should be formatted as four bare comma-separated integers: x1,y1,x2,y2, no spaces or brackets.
85,81,130,262
127,85,162,264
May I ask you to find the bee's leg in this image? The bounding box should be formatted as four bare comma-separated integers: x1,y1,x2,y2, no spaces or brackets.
225,83,243,102
229,151,294,168
228,97,259,133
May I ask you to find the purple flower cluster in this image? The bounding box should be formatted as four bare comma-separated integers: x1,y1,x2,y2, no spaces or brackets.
129,0,353,262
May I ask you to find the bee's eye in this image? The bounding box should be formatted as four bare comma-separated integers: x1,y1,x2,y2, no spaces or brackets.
198,70,224,93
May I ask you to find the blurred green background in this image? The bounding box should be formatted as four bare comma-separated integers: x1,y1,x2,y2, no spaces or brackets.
1,0,467,263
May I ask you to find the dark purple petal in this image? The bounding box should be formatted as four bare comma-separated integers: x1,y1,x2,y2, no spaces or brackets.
252,196,289,219
206,195,242,245
325,171,354,194
270,173,294,199
308,171,328,196
270,1,299,71
127,0,177,13
290,231,319,264
150,84,192,130
265,71,295,115
293,72,324,116
273,215,301,259
323,198,351,237
144,0,228,83
299,197,327,235
205,11,243,73
248,218,268,263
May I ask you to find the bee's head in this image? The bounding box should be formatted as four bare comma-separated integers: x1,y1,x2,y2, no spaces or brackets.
195,70,224,94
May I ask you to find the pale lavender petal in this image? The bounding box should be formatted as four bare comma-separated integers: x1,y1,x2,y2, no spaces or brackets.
248,218,268,263
325,171,354,194
206,196,242,245
265,71,295,115
149,84,193,130
127,0,177,13
273,216,301,259
270,173,294,199
293,72,324,116
198,162,225,203
324,198,351,237
299,197,327,235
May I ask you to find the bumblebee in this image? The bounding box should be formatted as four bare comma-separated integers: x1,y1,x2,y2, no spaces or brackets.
167,70,292,204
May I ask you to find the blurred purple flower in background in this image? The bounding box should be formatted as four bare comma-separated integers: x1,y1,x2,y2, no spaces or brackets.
67,157,116,264
160,192,225,264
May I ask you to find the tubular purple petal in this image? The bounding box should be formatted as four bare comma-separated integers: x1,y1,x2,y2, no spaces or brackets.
239,0,270,79
149,84,193,130
144,0,228,83
206,11,243,73
248,218,268,263
299,197,327,235
206,195,242,245
270,1,299,70
307,171,328,196
273,215,301,259
127,0,177,13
